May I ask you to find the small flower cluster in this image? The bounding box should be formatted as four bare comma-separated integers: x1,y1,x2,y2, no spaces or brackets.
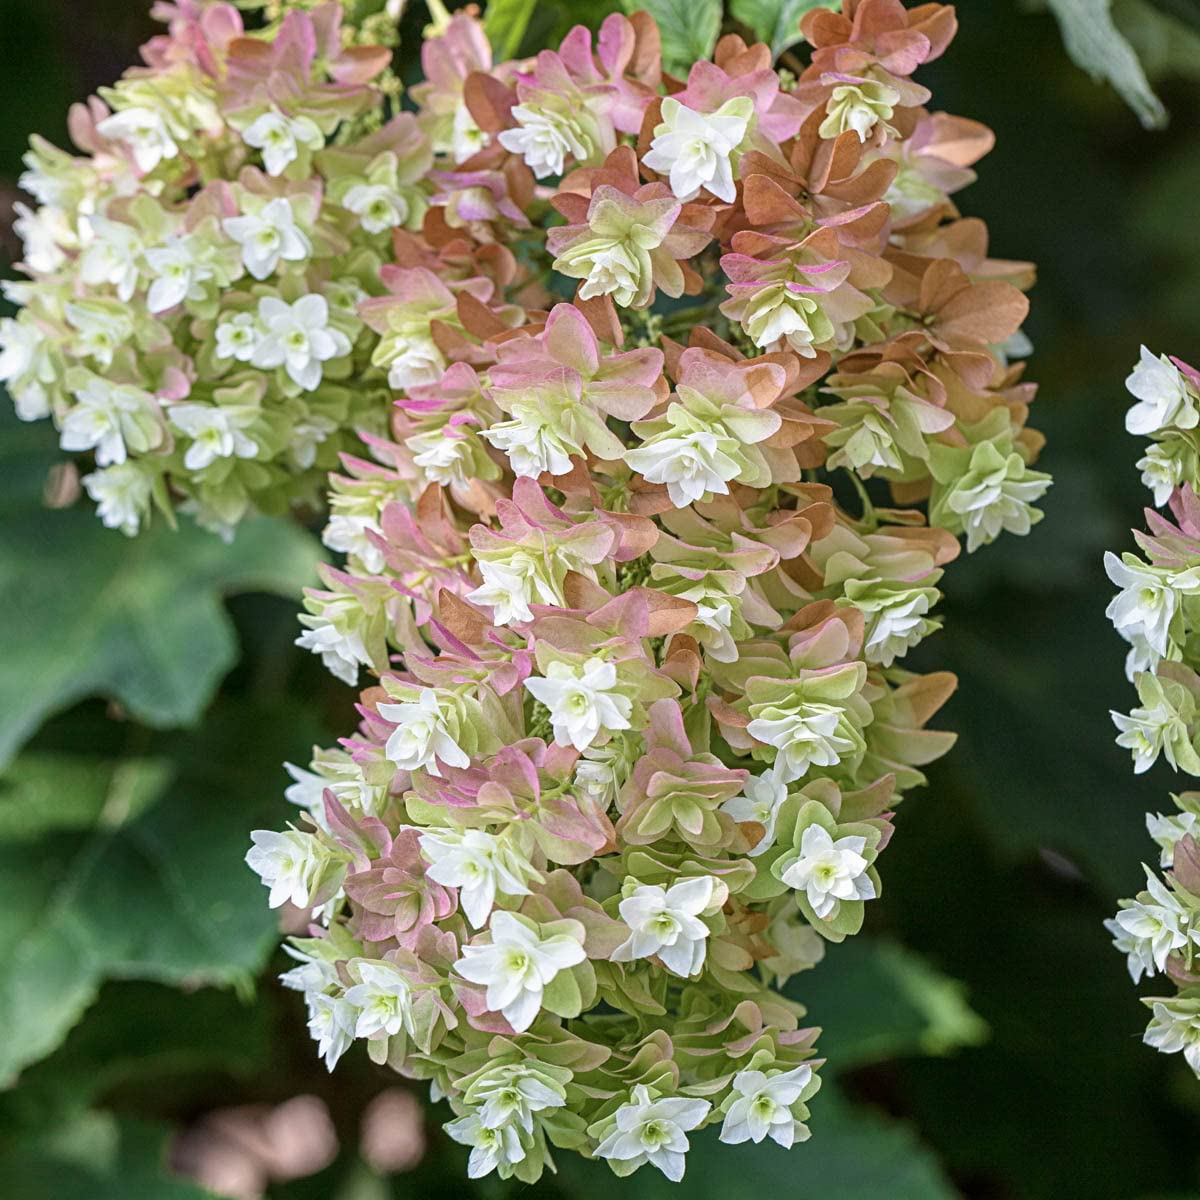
1106,349,1200,1080
1,1,425,537
247,1,1049,1182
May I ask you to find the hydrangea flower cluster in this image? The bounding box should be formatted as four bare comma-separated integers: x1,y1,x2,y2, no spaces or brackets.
1106,348,1200,1080
244,0,1050,1182
1,1,421,537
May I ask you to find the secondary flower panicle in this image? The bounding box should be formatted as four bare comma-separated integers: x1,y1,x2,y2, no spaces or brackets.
220,0,1054,1183
2,2,425,539
1105,348,1200,1082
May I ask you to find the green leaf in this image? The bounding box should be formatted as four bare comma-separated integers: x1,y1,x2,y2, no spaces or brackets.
729,0,837,59
794,937,988,1071
0,409,323,769
0,700,325,1083
554,1084,956,1200
620,0,723,75
0,754,171,842
1045,0,1168,128
0,1112,215,1200
483,0,538,59
0,981,272,1129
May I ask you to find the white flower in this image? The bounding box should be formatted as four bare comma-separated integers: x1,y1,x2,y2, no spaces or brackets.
343,183,410,234
144,233,214,313
1138,441,1190,507
1126,345,1199,436
748,704,856,783
245,828,331,909
97,105,179,173
378,688,471,777
625,423,742,508
60,376,161,466
295,598,374,686
453,911,586,1032
78,215,142,300
853,583,940,667
1143,999,1200,1077
420,827,541,928
779,824,876,919
251,294,351,391
407,427,476,486
611,876,714,978
469,1063,567,1133
1147,809,1200,868
64,301,133,369
467,542,581,627
721,772,788,856
570,240,649,308
523,657,633,752
1111,681,1193,775
819,78,901,142
222,196,312,280
945,446,1051,554
12,201,67,273
385,335,445,390
679,586,737,661
483,411,577,479
289,411,338,470
344,960,414,1040
451,99,488,164
642,96,753,203
444,1114,527,1179
278,943,339,995
322,513,386,574
169,403,259,471
574,737,634,809
1108,871,1196,982
467,559,535,625
1104,552,1200,670
306,990,358,1071
215,312,264,362
82,463,152,536
284,753,387,823
243,108,325,177
497,104,592,178
593,1084,711,1182
718,1065,814,1147
0,315,55,420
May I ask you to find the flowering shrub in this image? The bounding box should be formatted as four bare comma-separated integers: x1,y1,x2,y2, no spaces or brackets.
238,0,1052,1182
1106,348,1200,1080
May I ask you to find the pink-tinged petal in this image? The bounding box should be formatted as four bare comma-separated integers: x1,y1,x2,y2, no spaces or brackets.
544,304,600,377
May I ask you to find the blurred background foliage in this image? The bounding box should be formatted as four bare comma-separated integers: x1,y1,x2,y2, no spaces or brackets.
2,0,1200,1196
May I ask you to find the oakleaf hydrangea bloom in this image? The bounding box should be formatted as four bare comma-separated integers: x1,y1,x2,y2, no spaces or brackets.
420,828,542,928
718,1064,817,1147
592,1085,712,1181
1105,349,1200,1080
642,97,754,203
5,2,425,535
1126,346,1200,437
778,824,876,921
524,658,633,751
1143,995,1200,1077
454,911,587,1032
236,0,1053,1181
611,877,715,978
